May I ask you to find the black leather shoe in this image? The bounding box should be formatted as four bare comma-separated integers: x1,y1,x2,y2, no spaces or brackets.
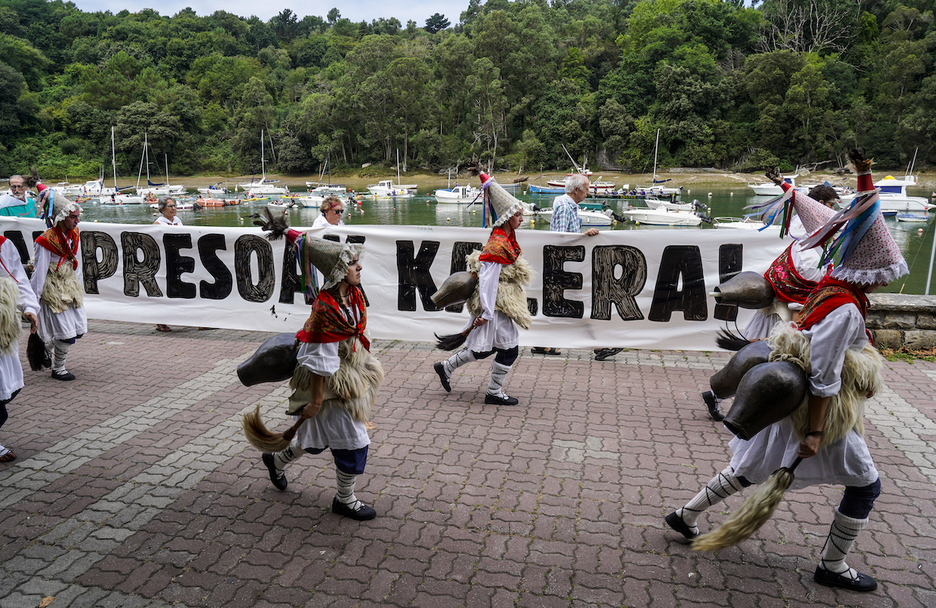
51,370,75,381
702,391,725,422
332,497,376,521
43,354,52,369
262,453,287,491
433,362,451,392
814,566,878,592
484,393,519,406
665,511,699,540
594,348,623,361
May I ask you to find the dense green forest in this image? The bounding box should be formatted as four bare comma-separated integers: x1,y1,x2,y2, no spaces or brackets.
0,0,933,180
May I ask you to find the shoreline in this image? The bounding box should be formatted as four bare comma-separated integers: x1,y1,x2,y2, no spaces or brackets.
37,168,936,194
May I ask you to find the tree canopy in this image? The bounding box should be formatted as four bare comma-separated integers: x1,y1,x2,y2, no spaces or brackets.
0,0,933,178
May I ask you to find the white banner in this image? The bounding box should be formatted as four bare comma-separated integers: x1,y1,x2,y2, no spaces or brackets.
1,217,789,351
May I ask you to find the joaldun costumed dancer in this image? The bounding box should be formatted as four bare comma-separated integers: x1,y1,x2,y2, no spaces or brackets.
703,174,839,421
32,191,86,381
432,169,532,406
244,212,384,520
666,149,907,593
0,235,40,461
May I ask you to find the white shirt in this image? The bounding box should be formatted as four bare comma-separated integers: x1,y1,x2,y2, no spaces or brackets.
31,234,88,342
312,214,343,229
1,238,40,400
155,216,182,226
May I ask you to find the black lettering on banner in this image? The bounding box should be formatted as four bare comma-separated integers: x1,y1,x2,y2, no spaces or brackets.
164,233,196,299
648,245,707,322
197,234,233,300
715,244,743,322
121,232,162,297
543,244,585,318
2,230,30,264
234,234,275,302
397,240,440,311
80,231,119,294
279,240,304,304
591,245,647,321
443,241,483,313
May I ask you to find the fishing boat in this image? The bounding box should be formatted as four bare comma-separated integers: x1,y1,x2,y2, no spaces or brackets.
435,185,482,204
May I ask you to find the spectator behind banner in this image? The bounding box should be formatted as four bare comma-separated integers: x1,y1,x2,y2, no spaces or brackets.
312,196,346,228
0,175,42,218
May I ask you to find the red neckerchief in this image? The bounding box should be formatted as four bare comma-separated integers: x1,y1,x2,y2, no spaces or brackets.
797,275,871,342
296,285,370,350
36,226,80,271
764,243,823,304
478,225,521,265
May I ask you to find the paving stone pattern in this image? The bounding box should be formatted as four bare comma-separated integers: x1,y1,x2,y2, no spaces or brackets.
1,321,934,607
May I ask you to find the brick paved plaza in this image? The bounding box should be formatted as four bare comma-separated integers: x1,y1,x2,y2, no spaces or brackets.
1,321,934,607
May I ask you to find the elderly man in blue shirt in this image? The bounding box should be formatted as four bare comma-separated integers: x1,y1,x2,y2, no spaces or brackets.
533,174,622,361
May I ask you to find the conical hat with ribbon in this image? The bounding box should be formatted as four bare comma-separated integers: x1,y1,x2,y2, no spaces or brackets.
799,156,908,286
44,188,81,228
296,235,364,290
791,190,836,235
477,172,524,227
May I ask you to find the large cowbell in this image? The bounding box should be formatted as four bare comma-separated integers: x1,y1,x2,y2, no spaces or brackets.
709,340,772,399
713,271,775,310
723,361,808,441
236,332,298,386
431,271,479,308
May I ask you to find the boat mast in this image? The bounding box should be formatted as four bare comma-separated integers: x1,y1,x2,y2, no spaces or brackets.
135,132,147,191
652,128,660,184
111,126,117,191
260,129,266,183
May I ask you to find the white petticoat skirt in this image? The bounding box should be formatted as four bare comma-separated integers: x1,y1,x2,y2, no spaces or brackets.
293,401,370,452
729,417,878,490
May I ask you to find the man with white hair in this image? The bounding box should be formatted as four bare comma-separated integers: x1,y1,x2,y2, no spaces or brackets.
31,193,87,381
536,173,622,361
0,175,42,217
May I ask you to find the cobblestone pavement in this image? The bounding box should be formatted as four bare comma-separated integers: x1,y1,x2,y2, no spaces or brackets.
1,321,934,608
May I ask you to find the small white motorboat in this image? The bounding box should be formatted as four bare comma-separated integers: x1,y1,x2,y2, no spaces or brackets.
435,185,482,204
712,217,781,231
534,208,613,227
617,199,710,226
894,213,931,223
749,175,797,196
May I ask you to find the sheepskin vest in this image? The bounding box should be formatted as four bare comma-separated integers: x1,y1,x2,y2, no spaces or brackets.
288,335,385,425
768,322,883,445
40,262,83,313
0,277,19,354
465,250,533,330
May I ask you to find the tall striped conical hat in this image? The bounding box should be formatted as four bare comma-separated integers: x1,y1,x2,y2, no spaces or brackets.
477,172,524,228
791,190,836,235
800,151,908,285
